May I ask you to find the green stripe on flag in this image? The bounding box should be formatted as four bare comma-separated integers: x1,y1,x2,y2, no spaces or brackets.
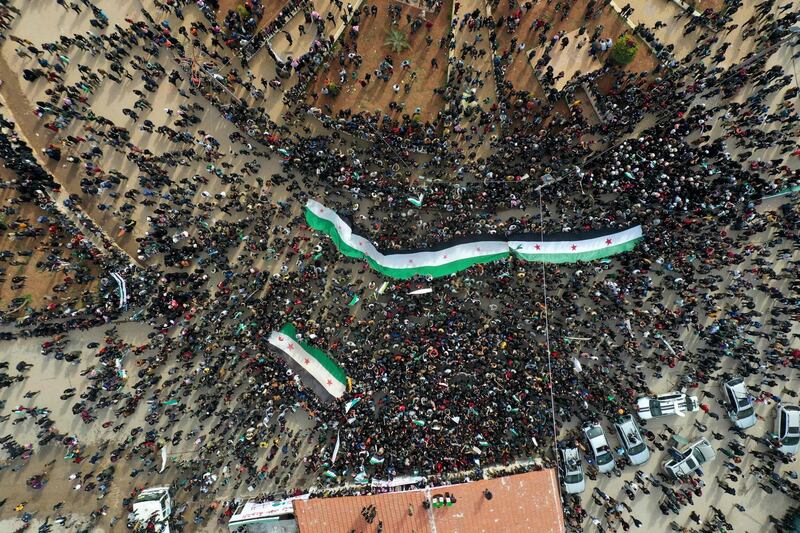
279,324,347,386
306,206,507,279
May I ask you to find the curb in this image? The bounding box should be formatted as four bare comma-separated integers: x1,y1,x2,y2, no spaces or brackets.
0,72,141,267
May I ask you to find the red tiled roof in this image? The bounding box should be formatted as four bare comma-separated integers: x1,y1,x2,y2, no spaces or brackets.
293,469,564,533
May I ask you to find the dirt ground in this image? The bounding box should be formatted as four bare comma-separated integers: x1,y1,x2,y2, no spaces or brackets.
569,85,602,124
0,176,100,312
307,0,452,124
496,1,658,93
217,0,293,34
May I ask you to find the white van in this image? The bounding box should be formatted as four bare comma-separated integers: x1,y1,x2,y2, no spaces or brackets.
130,486,172,533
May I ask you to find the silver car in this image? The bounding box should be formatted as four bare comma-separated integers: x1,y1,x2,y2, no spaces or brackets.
772,404,800,455
723,377,756,429
583,422,616,473
559,447,586,494
663,437,716,478
614,415,650,465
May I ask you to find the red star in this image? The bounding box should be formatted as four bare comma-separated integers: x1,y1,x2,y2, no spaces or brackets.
327,380,333,385
358,241,364,246
304,358,310,365
476,247,481,252
443,254,448,259
571,244,577,251
408,259,413,264
605,238,612,245
278,336,284,341
534,244,541,251
287,343,294,350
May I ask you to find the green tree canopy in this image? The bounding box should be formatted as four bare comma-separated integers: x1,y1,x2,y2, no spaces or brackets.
384,29,411,53
610,34,638,66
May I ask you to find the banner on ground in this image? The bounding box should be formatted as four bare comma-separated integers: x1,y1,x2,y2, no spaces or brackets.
305,200,643,279
268,324,348,399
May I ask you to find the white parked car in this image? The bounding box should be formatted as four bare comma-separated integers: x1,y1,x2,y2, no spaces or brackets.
583,422,616,473
663,437,716,478
559,447,586,494
773,404,800,455
614,415,650,465
723,377,756,429
636,392,699,420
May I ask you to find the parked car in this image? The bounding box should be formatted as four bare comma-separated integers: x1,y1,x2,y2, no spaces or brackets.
583,422,616,473
636,391,699,420
559,447,586,494
722,377,756,429
614,415,650,465
772,404,800,455
663,437,716,478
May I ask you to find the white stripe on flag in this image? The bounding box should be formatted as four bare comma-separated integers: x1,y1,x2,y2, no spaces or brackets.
307,200,508,269
111,273,127,309
268,331,346,398
331,431,340,464
510,226,643,256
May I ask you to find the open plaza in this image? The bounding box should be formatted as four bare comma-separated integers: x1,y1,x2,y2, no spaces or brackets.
0,0,798,531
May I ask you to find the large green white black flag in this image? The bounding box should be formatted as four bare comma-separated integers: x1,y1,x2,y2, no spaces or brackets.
305,200,643,279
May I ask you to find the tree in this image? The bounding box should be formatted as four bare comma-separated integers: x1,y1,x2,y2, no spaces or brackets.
384,29,411,53
610,34,638,66
326,82,341,97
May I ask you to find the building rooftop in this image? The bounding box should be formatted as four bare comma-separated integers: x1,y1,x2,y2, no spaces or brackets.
293,469,564,533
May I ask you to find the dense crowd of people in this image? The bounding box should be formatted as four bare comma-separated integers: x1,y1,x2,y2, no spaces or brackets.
0,0,799,531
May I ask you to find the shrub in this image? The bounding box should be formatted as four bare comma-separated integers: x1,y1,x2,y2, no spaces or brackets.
610,34,638,65
384,29,411,53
